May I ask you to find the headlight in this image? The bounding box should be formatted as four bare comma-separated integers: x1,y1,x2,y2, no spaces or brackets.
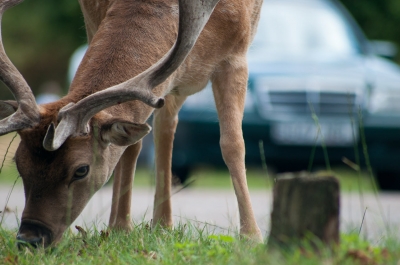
369,90,400,113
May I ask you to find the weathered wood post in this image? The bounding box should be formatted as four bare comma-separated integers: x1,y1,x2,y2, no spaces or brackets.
267,172,340,248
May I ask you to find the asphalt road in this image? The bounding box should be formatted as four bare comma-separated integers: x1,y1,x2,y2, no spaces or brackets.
1,183,400,242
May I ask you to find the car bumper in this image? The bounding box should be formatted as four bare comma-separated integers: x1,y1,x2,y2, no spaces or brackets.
173,111,400,172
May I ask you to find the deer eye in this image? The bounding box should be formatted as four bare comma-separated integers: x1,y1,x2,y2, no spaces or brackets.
74,165,89,179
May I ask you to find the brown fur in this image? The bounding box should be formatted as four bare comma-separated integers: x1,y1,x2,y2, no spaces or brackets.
11,0,264,246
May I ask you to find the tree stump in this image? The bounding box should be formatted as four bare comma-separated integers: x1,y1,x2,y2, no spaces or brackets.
267,172,340,248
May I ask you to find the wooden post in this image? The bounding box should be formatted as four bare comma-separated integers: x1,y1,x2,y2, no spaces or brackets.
267,172,340,248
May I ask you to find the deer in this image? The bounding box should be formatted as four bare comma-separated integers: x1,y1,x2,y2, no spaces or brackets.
0,0,263,247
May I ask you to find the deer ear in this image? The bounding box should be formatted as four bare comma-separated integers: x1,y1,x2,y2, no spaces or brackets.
100,120,151,146
0,100,18,119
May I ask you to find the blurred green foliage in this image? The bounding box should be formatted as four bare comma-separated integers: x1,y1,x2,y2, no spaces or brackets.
340,0,400,60
0,0,85,100
0,0,400,100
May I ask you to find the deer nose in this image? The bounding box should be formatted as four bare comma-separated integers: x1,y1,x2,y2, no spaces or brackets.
17,221,53,249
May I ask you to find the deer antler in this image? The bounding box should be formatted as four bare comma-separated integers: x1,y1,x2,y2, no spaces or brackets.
0,0,40,135
44,0,220,151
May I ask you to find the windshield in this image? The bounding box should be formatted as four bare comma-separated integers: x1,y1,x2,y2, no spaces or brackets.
248,0,360,62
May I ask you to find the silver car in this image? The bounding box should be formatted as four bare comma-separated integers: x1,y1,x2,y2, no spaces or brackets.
172,0,400,190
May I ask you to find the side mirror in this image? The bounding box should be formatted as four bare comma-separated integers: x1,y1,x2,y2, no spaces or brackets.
369,40,398,60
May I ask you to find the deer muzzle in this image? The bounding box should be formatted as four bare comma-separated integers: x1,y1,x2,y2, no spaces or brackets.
16,220,53,249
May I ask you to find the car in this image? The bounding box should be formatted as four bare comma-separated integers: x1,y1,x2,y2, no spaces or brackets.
171,0,400,190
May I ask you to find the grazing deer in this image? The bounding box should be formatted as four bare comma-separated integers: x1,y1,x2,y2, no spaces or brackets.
0,0,263,247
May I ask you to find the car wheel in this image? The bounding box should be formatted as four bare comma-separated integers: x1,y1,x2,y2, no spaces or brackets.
172,166,191,185
376,171,400,191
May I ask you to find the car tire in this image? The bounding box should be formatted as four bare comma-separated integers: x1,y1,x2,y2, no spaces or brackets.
172,166,191,185
376,171,400,191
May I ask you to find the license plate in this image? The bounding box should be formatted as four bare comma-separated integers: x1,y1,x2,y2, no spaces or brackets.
271,122,358,146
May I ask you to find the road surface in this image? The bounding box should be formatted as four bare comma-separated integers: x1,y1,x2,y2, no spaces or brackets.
1,183,399,242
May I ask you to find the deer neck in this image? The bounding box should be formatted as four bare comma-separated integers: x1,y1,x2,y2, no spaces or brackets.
69,0,179,122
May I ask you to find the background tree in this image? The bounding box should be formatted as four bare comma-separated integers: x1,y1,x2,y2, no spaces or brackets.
340,0,400,61
1,0,85,99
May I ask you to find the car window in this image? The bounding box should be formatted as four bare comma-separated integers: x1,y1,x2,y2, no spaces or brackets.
249,0,360,62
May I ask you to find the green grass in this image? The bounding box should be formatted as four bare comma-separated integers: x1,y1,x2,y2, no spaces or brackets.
0,123,386,264
0,163,376,192
1,222,399,264
0,148,375,193
185,167,376,192
0,132,378,192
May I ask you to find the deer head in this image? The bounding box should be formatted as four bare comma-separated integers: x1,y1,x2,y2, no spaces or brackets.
0,0,219,248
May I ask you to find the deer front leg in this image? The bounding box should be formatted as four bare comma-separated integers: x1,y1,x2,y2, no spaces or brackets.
109,142,142,230
152,95,187,228
212,58,263,243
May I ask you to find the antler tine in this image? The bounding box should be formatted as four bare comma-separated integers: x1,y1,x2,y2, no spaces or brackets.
0,0,40,135
44,0,220,151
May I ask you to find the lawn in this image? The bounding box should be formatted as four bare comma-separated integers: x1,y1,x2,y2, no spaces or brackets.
0,133,390,264
1,222,399,264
